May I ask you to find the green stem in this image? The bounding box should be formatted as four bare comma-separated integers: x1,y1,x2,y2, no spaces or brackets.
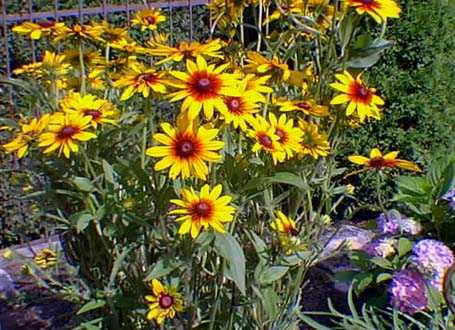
78,42,86,95
375,171,388,217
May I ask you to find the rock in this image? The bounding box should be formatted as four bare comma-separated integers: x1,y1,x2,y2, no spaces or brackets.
0,267,19,299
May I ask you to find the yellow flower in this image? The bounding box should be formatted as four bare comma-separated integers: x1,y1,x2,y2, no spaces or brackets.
247,115,283,164
38,113,97,158
146,114,224,180
131,8,166,31
298,120,330,159
330,70,384,123
348,148,422,172
218,79,263,131
169,184,235,238
34,248,57,269
13,62,43,78
12,20,67,40
243,74,273,102
60,92,117,128
53,23,104,43
271,210,298,235
110,38,148,55
112,63,167,100
278,98,329,117
346,0,401,23
2,115,50,158
268,113,303,163
245,51,291,83
100,20,129,44
148,39,225,64
168,56,240,120
145,279,183,325
61,48,104,69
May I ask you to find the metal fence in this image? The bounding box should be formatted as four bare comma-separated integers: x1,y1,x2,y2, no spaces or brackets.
0,0,210,78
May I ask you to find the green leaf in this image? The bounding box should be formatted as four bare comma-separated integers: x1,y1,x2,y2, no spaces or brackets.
267,172,307,189
262,286,279,320
74,213,95,233
145,258,184,281
259,266,289,284
376,272,392,283
397,237,414,257
214,232,246,295
396,176,431,196
102,159,118,186
73,176,96,192
370,256,393,269
334,270,357,283
109,245,135,288
76,299,106,315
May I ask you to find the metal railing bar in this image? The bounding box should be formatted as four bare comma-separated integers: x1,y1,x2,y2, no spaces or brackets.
0,1,208,24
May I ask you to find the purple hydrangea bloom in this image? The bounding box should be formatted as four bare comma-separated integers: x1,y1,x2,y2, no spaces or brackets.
377,211,421,235
390,269,427,314
362,238,396,258
442,186,455,211
412,239,454,291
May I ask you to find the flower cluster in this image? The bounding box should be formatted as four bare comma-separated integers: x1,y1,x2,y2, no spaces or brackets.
377,211,422,235
411,239,455,292
390,268,428,314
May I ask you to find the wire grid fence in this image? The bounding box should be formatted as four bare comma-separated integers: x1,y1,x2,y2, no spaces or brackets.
0,0,210,79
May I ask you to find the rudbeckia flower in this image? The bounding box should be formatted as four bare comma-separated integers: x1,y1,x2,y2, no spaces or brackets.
271,210,298,235
346,0,401,24
131,8,166,31
168,56,240,120
38,113,97,158
148,39,225,64
278,98,329,117
53,23,104,43
247,115,283,164
245,51,291,83
298,120,330,159
330,70,384,123
169,184,236,238
60,92,117,128
146,114,224,180
145,279,183,325
268,113,303,162
348,148,422,172
12,20,67,40
112,63,167,100
2,115,50,158
34,248,57,269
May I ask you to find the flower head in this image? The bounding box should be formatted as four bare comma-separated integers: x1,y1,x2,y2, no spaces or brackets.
412,239,454,292
298,120,330,159
131,8,166,31
247,115,283,163
168,56,240,120
113,63,167,100
346,0,401,24
377,211,422,235
278,98,329,117
390,269,427,314
60,92,117,128
268,113,303,162
145,279,183,325
362,238,397,258
148,39,225,64
12,20,67,40
169,184,236,238
2,115,50,158
38,113,97,158
271,210,298,235
146,115,224,180
330,70,384,123
245,51,291,83
53,23,104,43
34,248,57,269
348,148,422,172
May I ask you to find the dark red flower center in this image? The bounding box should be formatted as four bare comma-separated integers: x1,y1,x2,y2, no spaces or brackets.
356,85,370,99
39,21,55,28
26,131,36,137
193,201,212,217
146,16,156,25
368,157,385,168
83,109,101,120
159,295,173,309
176,139,195,158
196,78,212,92
258,133,273,148
141,73,158,83
360,0,375,4
275,128,287,143
297,102,311,110
226,97,241,113
58,126,77,139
